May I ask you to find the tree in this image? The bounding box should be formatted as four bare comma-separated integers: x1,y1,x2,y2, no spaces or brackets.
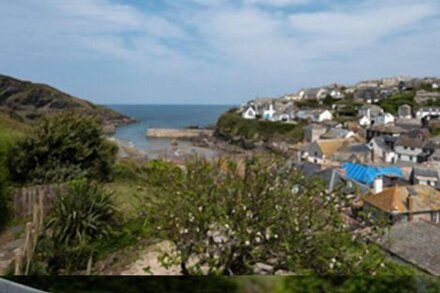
9,112,117,184
146,157,400,275
34,179,117,274
323,95,336,106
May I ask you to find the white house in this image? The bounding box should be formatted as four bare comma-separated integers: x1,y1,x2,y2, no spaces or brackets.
330,89,345,99
416,107,440,119
317,88,330,100
283,93,302,101
433,83,439,90
373,113,395,125
359,116,371,127
242,107,257,120
263,104,276,121
393,131,432,164
369,137,397,163
358,105,384,119
398,104,412,119
313,110,333,122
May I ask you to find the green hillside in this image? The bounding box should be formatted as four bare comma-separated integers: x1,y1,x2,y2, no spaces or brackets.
0,74,134,126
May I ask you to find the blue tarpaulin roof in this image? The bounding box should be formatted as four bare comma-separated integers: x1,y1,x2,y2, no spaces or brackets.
342,162,403,185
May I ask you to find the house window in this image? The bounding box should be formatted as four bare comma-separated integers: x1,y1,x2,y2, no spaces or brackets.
398,154,402,159
410,147,415,151
314,152,318,156
409,156,413,161
427,180,431,186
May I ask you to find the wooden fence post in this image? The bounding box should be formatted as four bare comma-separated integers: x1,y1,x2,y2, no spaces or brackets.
38,189,44,230
13,249,22,275
23,222,33,258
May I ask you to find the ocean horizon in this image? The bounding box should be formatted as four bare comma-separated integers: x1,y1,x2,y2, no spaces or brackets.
108,104,235,150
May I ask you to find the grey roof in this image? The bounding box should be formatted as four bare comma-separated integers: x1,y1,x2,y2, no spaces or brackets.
380,222,440,275
320,128,351,139
371,136,393,152
294,162,322,177
345,144,370,153
412,167,439,178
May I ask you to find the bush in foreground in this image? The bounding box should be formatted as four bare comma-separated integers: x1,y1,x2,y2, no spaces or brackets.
146,157,408,275
34,179,117,274
9,112,117,184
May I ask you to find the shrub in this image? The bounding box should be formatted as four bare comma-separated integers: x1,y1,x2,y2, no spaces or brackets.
35,179,117,274
9,112,117,184
0,145,11,232
216,113,304,148
146,157,398,275
0,125,19,232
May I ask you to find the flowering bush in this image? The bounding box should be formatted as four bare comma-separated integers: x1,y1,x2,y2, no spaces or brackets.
146,157,393,275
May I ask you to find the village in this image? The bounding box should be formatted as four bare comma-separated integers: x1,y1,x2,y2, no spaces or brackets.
239,76,440,275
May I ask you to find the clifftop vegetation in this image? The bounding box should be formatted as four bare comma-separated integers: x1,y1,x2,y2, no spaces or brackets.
216,111,304,149
0,74,134,126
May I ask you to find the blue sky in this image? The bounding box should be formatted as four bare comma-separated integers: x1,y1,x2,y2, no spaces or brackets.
1,0,440,105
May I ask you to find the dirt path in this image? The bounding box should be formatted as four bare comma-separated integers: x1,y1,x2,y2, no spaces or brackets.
120,241,181,275
0,225,25,274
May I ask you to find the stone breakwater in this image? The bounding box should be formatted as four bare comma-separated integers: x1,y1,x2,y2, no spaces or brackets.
146,128,214,139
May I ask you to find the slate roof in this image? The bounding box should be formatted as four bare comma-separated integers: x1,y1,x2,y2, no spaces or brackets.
294,162,322,177
381,221,440,275
340,143,370,154
363,185,440,213
394,137,427,149
368,124,408,134
342,162,403,185
320,128,351,139
412,167,439,179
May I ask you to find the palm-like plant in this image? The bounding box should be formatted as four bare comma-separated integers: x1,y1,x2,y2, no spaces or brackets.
41,179,117,273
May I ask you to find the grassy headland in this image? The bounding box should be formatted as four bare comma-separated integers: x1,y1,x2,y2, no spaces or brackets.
215,111,304,149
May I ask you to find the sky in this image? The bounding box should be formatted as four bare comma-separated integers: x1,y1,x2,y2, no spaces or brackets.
0,0,439,105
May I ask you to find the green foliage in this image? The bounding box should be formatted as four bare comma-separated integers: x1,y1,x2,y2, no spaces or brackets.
8,112,117,184
378,92,416,115
296,99,321,108
323,95,337,106
34,179,118,274
0,131,12,232
430,127,440,136
145,157,401,275
216,113,304,148
0,124,21,232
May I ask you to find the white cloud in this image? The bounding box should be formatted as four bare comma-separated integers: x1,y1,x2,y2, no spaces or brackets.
243,0,311,6
0,0,439,104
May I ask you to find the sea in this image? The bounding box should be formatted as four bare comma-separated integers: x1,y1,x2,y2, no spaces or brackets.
107,104,234,151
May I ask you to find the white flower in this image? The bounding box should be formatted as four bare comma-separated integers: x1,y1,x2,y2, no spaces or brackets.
245,241,250,246
255,237,261,243
198,206,203,212
224,224,230,229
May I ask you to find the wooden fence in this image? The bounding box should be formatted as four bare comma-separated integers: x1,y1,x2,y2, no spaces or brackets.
11,184,66,275
12,184,66,219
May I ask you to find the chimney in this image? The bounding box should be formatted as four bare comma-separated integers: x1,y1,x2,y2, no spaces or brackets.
406,187,418,222
407,196,415,222
374,176,383,194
